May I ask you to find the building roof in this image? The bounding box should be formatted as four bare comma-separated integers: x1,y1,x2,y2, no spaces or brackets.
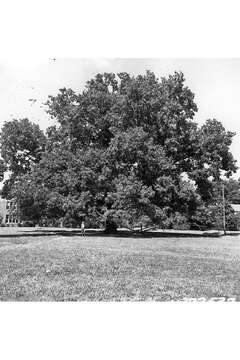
230,204,240,212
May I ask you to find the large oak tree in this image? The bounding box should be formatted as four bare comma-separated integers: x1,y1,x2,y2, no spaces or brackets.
4,71,238,230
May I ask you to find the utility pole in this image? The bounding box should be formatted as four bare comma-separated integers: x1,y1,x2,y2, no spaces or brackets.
222,183,226,235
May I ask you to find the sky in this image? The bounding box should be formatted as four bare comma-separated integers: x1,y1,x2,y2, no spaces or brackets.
1,58,240,177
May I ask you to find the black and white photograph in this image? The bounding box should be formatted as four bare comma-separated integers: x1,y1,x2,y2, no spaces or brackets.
1,1,240,359
0,58,240,302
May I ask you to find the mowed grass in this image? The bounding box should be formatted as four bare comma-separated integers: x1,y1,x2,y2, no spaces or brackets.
0,233,240,301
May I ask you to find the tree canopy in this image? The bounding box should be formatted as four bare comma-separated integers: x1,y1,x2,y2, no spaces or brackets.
0,118,46,199
1,71,238,230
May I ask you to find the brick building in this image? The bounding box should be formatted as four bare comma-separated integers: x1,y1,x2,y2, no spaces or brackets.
0,197,20,226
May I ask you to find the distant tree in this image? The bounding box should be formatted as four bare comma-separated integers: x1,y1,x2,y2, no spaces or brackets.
193,180,240,231
224,178,240,204
0,118,46,198
0,159,7,183
189,119,237,202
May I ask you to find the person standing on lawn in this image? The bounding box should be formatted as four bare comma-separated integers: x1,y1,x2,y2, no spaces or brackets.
81,221,85,237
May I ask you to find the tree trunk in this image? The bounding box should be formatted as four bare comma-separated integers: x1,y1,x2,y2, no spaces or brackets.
104,218,118,234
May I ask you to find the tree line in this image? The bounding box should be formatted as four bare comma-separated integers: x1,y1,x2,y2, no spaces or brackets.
0,70,239,231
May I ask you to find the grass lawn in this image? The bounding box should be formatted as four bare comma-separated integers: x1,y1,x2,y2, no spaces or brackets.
0,232,240,301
